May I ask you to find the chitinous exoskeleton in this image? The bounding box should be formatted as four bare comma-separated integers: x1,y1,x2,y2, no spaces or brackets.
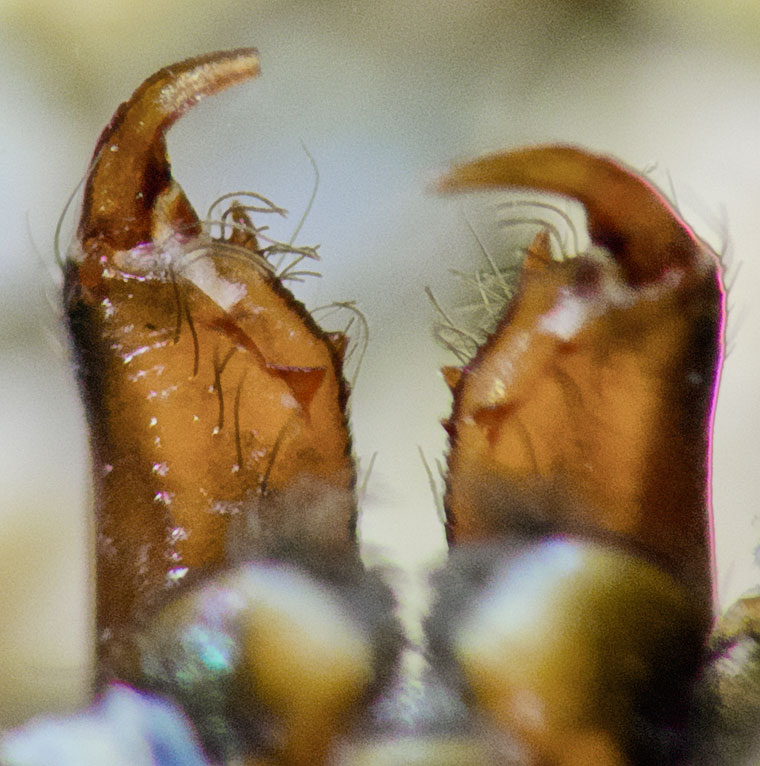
5,42,749,765
425,146,725,765
63,49,356,678
437,146,724,625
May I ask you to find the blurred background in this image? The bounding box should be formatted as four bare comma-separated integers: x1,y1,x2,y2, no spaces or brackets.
1,0,759,727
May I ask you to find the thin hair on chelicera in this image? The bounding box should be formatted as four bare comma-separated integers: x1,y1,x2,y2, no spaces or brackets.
427,197,582,364
311,301,369,388
202,191,322,282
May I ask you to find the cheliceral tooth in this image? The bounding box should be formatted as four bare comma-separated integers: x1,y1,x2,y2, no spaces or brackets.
441,365,464,392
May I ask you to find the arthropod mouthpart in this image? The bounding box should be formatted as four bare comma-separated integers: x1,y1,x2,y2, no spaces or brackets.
63,49,356,679
5,49,748,766
438,145,723,624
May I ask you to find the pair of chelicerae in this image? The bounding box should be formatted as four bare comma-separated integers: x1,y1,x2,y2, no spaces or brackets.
3,49,754,766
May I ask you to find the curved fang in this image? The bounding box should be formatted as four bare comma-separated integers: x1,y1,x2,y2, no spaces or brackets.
437,144,702,285
78,49,260,251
